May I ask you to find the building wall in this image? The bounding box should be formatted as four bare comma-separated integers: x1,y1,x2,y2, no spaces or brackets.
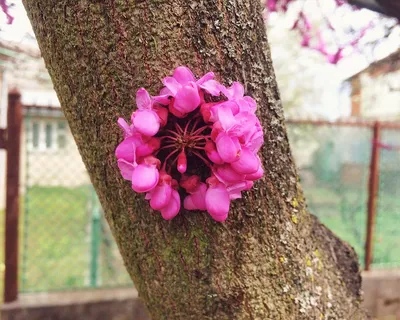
359,69,400,120
1,113,90,210
349,50,400,120
21,114,90,189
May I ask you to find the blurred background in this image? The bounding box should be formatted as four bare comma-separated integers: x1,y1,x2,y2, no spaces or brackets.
0,1,399,319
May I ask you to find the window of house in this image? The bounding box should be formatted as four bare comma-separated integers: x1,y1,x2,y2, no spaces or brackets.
57,121,67,149
45,123,53,148
29,119,68,151
32,122,40,149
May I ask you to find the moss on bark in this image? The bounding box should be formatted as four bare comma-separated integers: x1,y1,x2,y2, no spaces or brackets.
23,1,366,319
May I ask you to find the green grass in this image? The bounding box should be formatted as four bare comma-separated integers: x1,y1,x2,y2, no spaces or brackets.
21,186,91,291
1,184,399,296
304,185,400,269
1,186,131,296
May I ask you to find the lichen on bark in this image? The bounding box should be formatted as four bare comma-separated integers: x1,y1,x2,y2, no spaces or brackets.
23,1,366,319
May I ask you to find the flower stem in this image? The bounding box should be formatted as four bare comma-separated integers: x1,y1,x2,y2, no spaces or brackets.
162,148,180,170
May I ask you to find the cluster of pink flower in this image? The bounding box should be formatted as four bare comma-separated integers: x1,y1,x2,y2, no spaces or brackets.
115,66,264,222
0,0,13,24
265,0,374,65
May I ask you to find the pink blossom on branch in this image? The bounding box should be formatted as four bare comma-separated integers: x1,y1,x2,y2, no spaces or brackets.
115,66,265,222
0,0,13,24
264,0,378,64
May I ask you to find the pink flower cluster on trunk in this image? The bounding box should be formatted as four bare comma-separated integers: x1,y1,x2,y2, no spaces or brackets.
115,66,264,222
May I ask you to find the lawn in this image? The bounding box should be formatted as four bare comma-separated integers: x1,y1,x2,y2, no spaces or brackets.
1,184,399,297
1,186,131,297
304,185,400,269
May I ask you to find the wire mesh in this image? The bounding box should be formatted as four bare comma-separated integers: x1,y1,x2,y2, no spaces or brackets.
287,123,373,268
373,128,400,268
20,108,132,292
17,113,400,293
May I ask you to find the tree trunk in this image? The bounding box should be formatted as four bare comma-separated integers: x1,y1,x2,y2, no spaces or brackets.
23,1,366,319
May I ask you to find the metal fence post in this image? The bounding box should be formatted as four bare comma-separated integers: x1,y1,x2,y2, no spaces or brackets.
90,187,101,287
365,121,381,271
4,89,22,302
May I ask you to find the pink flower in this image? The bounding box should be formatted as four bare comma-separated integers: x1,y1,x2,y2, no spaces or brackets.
219,82,257,114
162,66,220,114
115,66,265,222
132,156,160,193
146,172,181,220
231,147,260,174
205,177,230,222
177,150,187,173
205,141,224,164
213,104,241,163
147,172,173,210
184,182,207,211
160,189,181,220
133,88,168,136
116,151,160,193
115,128,160,162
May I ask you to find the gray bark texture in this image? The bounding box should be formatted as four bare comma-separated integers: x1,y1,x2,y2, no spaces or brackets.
23,1,366,319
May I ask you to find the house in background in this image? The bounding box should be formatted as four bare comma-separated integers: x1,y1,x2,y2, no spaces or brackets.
0,41,89,209
347,49,400,120
289,49,400,189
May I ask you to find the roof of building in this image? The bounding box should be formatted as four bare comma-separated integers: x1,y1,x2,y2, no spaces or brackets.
0,40,60,108
346,49,400,82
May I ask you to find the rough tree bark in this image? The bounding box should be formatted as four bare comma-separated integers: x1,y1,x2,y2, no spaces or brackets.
23,1,366,319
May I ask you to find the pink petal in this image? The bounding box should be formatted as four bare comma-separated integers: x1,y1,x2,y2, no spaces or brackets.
216,102,237,131
173,66,196,85
132,164,159,193
246,127,264,153
205,141,224,164
200,80,221,96
168,100,187,118
136,88,152,110
117,118,133,137
177,150,187,174
162,76,181,95
231,148,259,174
174,83,201,113
214,164,245,184
243,96,257,112
136,137,160,157
160,189,180,220
150,183,172,210
153,106,168,126
216,132,240,163
230,112,257,137
205,184,230,221
133,110,160,136
191,183,207,210
153,94,170,105
115,137,138,162
201,102,219,122
197,72,215,85
117,159,135,181
228,82,244,99
227,181,253,200
184,195,197,210
180,175,201,193
246,165,264,181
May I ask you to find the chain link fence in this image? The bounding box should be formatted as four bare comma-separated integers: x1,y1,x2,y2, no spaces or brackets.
287,121,400,269
374,128,400,268
12,111,400,293
20,108,131,292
